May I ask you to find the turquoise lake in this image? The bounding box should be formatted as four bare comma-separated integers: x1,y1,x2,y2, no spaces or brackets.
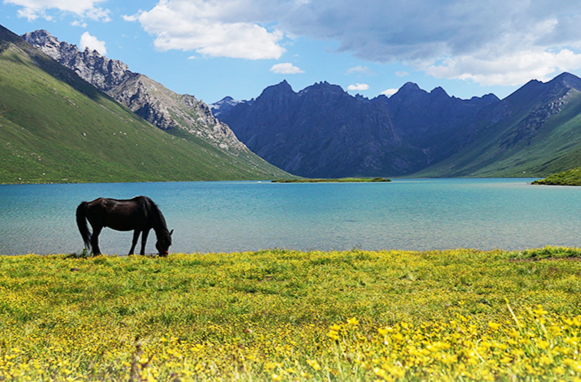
1,178,580,255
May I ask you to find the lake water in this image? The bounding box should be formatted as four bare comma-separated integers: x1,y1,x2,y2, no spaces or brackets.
1,178,581,255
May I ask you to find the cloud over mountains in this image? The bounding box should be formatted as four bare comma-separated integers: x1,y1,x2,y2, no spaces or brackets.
270,63,304,74
5,0,110,21
127,0,581,85
8,0,581,86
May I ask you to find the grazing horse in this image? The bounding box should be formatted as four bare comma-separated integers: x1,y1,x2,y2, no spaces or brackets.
76,196,173,256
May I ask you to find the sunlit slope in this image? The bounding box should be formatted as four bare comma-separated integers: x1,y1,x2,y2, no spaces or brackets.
532,166,581,186
416,76,581,178
0,41,288,183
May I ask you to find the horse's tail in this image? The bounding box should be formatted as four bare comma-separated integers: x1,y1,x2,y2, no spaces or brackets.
76,202,92,250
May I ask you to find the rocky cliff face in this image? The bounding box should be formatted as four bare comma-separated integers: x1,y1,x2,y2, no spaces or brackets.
22,30,246,152
220,81,419,177
219,80,499,177
211,96,247,118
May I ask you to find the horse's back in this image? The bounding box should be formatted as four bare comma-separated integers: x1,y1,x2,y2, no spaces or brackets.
84,196,152,231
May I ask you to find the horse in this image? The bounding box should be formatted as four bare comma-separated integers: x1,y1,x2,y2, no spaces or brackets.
76,196,173,256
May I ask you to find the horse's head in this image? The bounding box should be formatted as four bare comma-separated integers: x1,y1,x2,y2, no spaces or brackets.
156,229,173,257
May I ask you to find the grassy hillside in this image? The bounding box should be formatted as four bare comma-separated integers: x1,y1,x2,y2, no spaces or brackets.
532,167,581,186
0,38,289,184
416,83,581,178
2,247,581,380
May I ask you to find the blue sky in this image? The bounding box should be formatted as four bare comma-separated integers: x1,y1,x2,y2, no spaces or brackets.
3,0,581,104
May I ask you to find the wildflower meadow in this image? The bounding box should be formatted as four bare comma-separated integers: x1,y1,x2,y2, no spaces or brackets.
2,247,581,381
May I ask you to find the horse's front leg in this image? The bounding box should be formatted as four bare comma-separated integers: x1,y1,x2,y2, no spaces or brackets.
140,229,150,256
129,230,141,255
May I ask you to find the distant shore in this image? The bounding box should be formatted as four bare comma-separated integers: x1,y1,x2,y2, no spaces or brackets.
272,177,391,183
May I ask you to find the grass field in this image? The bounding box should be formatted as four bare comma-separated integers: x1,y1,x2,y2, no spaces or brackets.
2,247,581,381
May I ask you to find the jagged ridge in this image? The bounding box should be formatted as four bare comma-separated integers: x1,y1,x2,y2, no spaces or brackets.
218,80,498,177
22,30,246,153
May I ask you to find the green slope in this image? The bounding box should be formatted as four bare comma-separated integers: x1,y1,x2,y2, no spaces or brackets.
532,167,581,186
416,83,581,178
0,38,289,184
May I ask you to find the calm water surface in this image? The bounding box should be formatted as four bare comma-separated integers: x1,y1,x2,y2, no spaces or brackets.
1,178,580,255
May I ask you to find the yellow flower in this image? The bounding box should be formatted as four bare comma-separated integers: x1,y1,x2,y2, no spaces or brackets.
537,340,550,350
306,359,322,371
327,330,339,340
488,322,500,330
347,317,359,326
533,305,549,316
511,348,525,357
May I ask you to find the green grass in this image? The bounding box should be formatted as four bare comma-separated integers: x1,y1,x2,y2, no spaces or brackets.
532,167,581,186
2,247,581,380
0,40,289,184
272,177,392,183
416,89,581,178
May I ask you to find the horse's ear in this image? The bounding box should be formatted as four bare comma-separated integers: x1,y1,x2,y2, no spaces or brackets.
170,229,174,236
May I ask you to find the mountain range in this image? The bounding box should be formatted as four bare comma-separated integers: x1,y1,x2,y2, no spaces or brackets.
0,25,288,183
5,23,581,182
216,73,581,178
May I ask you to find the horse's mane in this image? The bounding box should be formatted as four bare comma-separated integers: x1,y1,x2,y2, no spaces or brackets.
148,199,169,234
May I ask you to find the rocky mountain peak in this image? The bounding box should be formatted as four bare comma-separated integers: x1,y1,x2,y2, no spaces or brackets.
210,96,245,117
400,82,422,92
263,80,294,95
301,81,345,95
22,29,247,152
255,80,298,110
22,29,54,47
549,72,581,92
23,30,131,92
389,82,427,103
430,86,449,97
475,93,501,103
387,82,431,109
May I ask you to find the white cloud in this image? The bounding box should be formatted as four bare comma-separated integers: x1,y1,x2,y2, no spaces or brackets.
347,83,369,91
5,0,110,21
426,49,581,86
274,0,581,86
270,63,304,74
122,14,138,22
347,65,372,75
123,0,581,85
71,20,87,28
126,0,286,60
381,88,398,96
395,71,409,77
79,31,107,55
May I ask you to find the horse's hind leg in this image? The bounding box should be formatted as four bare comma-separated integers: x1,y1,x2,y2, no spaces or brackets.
140,229,150,256
129,230,140,255
91,226,103,256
